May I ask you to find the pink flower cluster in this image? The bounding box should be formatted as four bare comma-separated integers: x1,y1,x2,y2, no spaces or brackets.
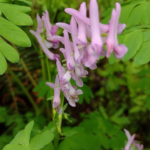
30,0,128,113
124,129,143,150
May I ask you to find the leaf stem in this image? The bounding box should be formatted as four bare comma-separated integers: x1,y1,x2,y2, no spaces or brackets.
11,44,37,87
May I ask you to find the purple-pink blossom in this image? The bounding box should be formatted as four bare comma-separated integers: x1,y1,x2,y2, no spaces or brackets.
32,0,128,111
124,129,143,150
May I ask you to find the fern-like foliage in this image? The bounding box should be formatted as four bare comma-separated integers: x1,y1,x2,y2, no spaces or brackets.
0,0,33,75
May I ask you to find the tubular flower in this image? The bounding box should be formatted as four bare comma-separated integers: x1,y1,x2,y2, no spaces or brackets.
106,3,128,59
42,10,59,48
36,14,43,34
89,0,103,55
70,17,81,64
30,31,60,60
77,2,87,45
63,30,75,71
124,129,143,150
46,75,62,114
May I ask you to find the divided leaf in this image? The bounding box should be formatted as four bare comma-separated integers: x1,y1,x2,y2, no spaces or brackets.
10,121,34,149
122,30,143,61
0,52,7,75
134,41,150,65
33,81,51,99
0,37,19,63
29,130,54,150
3,144,25,150
0,3,32,26
0,17,31,47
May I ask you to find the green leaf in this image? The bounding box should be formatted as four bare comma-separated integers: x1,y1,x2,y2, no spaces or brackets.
108,53,116,65
134,41,150,65
0,37,19,63
63,103,68,112
0,3,31,13
16,0,32,6
122,30,143,61
47,96,54,101
143,30,150,42
0,52,7,75
29,130,54,150
0,17,31,47
120,4,136,23
11,121,34,149
78,84,94,104
0,0,11,2
0,3,32,26
126,4,143,28
64,113,72,122
3,144,25,150
141,3,150,24
42,143,54,150
33,81,51,98
58,141,70,150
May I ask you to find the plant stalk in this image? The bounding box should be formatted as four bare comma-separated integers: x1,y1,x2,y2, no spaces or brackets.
8,67,39,115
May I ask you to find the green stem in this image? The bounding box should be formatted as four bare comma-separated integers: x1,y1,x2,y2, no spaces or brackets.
45,56,53,120
58,94,64,134
54,94,64,150
7,70,18,113
8,67,39,115
40,48,46,80
11,44,37,87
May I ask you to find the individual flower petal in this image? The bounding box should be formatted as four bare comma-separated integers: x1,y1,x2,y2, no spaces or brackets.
70,17,81,63
36,14,43,33
106,9,116,58
46,75,60,109
113,44,128,59
56,58,66,79
51,25,58,36
45,40,53,48
42,10,52,40
45,82,55,89
117,23,126,34
89,0,103,55
61,71,71,85
82,44,98,68
53,35,65,44
60,48,66,59
65,8,109,33
100,48,107,57
30,30,60,60
124,129,131,141
64,30,75,70
56,22,71,33
77,2,87,45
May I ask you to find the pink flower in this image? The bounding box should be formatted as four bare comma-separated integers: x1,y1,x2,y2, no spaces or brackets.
124,129,143,150
77,2,87,45
42,10,59,49
46,75,62,114
89,0,103,55
36,14,43,34
63,30,75,70
30,30,60,60
106,3,128,59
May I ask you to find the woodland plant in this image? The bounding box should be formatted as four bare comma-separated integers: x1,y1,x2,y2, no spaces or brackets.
29,0,142,150
1,0,148,150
